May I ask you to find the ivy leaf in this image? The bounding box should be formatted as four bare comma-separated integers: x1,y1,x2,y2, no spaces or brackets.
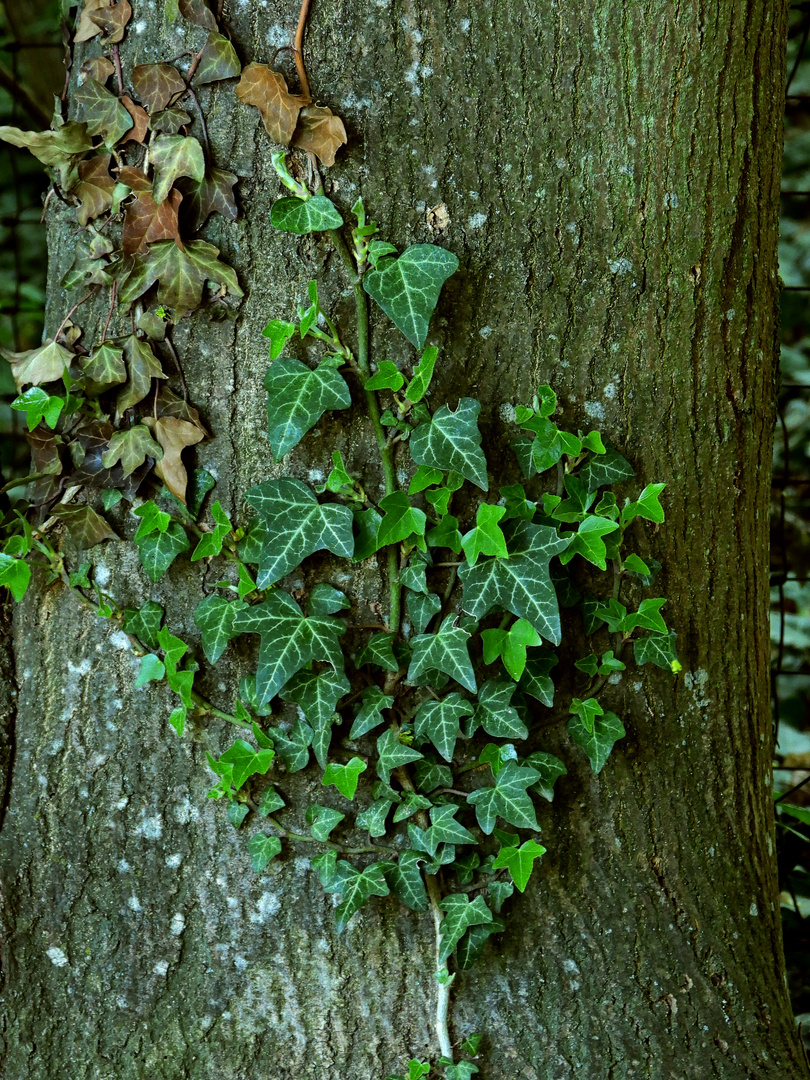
376,728,424,785
117,334,167,414
122,189,184,256
244,478,354,587
426,515,463,554
235,63,309,145
262,319,297,361
84,0,131,44
579,445,635,493
377,492,427,548
75,79,133,146
410,399,488,491
194,595,244,663
457,921,505,970
558,515,620,571
408,465,443,495
307,583,350,616
622,483,666,526
322,757,367,800
0,555,31,602
0,121,92,188
51,505,116,549
270,195,344,234
492,837,546,892
137,522,190,581
437,894,493,962
406,590,441,634
426,804,477,849
523,751,567,802
11,388,64,432
144,416,206,503
356,632,399,672
3,339,73,390
568,711,626,773
291,103,347,167
232,591,345,703
413,693,472,762
458,521,570,643
623,597,669,634
176,167,239,230
633,631,680,671
119,239,242,314
353,507,382,561
365,360,405,391
215,737,275,789
356,798,392,838
407,615,476,693
481,619,541,681
569,696,603,735
249,833,282,872
363,244,459,348
179,0,218,29
405,345,438,402
414,756,453,793
80,342,126,393
122,600,164,650
257,786,285,817
267,718,313,772
306,804,346,841
133,501,170,542
461,503,508,565
100,424,163,478
400,551,431,593
74,154,115,225
349,686,394,739
191,501,232,560
334,863,390,933
467,760,540,834
392,793,432,823
471,680,528,740
150,134,205,205
227,801,249,827
383,850,428,911
264,357,351,458
194,30,242,85
132,62,187,112
169,705,187,737
281,666,350,767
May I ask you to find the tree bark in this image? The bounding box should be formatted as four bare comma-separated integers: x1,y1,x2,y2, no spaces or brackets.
1,2,805,1078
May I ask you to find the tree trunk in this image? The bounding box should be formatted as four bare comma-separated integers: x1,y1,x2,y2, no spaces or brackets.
1,2,804,1078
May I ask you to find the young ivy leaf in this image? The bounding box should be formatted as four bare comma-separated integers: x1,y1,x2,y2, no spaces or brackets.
621,482,666,526
568,711,626,773
262,319,297,360
410,399,488,491
191,501,232,560
308,583,350,616
569,696,604,735
412,693,472,762
306,803,346,841
264,357,351,459
523,751,567,802
492,837,546,892
365,360,405,391
461,503,508,566
467,759,541,835
280,666,350,767
437,894,493,963
363,244,459,348
322,757,367,800
377,492,427,548
408,464,444,494
471,680,528,740
0,556,30,602
407,615,477,693
558,515,620,572
480,619,541,681
356,632,399,672
134,653,165,687
11,388,64,431
213,738,275,790
137,522,190,582
248,833,282,872
356,798,392,838
633,631,680,671
623,597,669,634
349,686,394,739
333,863,390,933
271,195,344,234
376,728,424,785
406,590,441,634
405,345,439,403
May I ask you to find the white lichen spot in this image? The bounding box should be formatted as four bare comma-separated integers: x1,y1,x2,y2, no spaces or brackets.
479,326,493,339
153,960,169,976
134,20,146,34
467,212,488,229
47,947,68,968
460,17,470,31
562,958,581,974
226,897,240,912
725,308,735,321
127,896,143,912
603,383,618,400
134,812,163,839
265,22,287,45
234,955,249,971
307,468,324,483
294,855,312,873
584,401,606,421
556,158,567,170
499,403,517,423
170,913,186,936
67,658,92,677
94,563,111,587
664,192,679,209
173,797,197,824
117,859,131,873
609,258,633,275
116,995,128,1009
165,853,183,869
108,630,132,652
684,668,710,708
749,902,759,917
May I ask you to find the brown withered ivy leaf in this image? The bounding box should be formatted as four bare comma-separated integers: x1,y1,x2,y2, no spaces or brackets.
0,123,92,191
132,63,187,113
292,104,348,168
149,107,192,134
74,0,111,44
75,79,133,147
90,0,131,45
79,342,126,393
117,165,152,192
74,154,116,226
150,134,205,204
2,340,73,389
51,503,117,548
179,0,217,30
176,167,238,230
26,428,63,504
235,64,309,145
157,385,207,431
122,189,184,256
79,56,115,85
119,239,243,314
143,416,204,502
117,334,167,414
195,31,242,86
67,420,147,494
120,97,149,143
101,424,164,478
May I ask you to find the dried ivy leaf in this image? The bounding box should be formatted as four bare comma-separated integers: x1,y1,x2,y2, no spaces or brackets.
74,0,110,43
149,106,192,134
150,134,205,205
117,334,167,413
78,56,115,85
90,0,131,45
122,189,184,255
52,504,117,548
67,420,142,493
156,385,207,430
179,0,217,29
75,79,134,147
235,63,309,145
143,416,205,502
132,63,187,113
120,96,149,143
74,154,115,226
292,104,347,168
0,121,92,170
2,339,73,389
117,165,151,192
119,239,242,313
176,167,238,230
101,424,164,478
80,341,126,393
195,31,241,85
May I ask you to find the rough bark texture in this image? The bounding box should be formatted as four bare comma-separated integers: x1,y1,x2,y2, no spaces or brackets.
0,2,804,1078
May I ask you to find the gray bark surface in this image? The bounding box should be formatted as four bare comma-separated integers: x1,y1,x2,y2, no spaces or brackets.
1,2,805,1078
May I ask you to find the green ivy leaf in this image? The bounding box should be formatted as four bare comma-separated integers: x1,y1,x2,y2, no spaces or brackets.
257,786,285,816
558,515,620,571
376,728,424,785
365,360,405,391
623,552,650,575
267,718,312,772
150,134,205,204
383,850,428,911
249,833,282,872
271,195,344,234
308,583,350,616
492,837,546,892
281,666,350,767
122,600,164,650
481,619,542,680
349,686,394,739
405,345,438,402
459,521,569,643
232,591,346,704
377,491,427,548
623,597,668,634
333,863,390,933
471,680,528,740
194,29,242,84
75,78,133,146
408,464,443,495
410,399,488,491
414,756,453,792
306,803,346,840
500,483,536,521
187,469,217,518
569,696,603,735
191,501,232,560
227,801,249,827
356,798,392,838
437,893,493,962
568,711,625,773
467,760,540,834
633,631,680,671
119,239,242,313
133,501,171,542
11,387,64,431
134,653,165,687
461,503,508,565
392,792,432,823
400,551,432,592
356,632,399,672
487,879,515,914
426,803,477,849
137,522,190,582
0,554,31,601
579,445,635,493
407,615,476,693
262,318,297,360
523,751,567,802
168,705,187,737
264,357,351,459
406,590,441,634
352,507,382,561
244,478,354,588
457,920,505,970
101,424,164,479
212,737,275,789
323,757,367,800
413,692,472,762
194,594,244,663
426,514,463,554
363,244,459,348
621,482,666,526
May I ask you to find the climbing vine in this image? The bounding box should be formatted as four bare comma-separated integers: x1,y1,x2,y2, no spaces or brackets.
0,3,681,1077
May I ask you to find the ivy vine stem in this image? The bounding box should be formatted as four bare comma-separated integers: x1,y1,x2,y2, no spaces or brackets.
190,691,252,729
427,873,455,1061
